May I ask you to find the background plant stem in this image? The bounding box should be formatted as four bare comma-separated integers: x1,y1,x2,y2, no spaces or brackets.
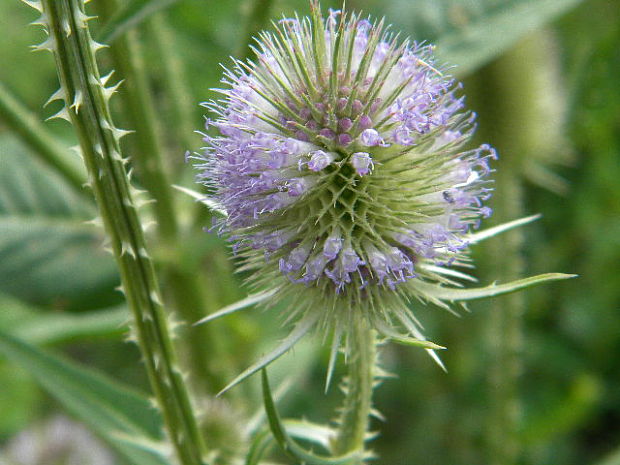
469,31,562,465
146,13,196,177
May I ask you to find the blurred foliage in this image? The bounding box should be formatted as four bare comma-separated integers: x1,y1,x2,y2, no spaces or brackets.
0,0,619,464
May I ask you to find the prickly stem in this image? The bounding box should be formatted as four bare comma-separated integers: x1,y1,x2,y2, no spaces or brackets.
30,1,208,463
331,317,377,461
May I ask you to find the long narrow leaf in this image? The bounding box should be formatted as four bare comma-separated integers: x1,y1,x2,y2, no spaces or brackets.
417,273,576,301
0,331,168,465
195,289,277,326
261,370,363,465
467,214,541,244
436,0,583,76
218,313,320,396
12,306,128,345
0,135,118,306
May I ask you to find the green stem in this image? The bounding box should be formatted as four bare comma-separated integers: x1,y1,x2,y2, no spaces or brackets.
486,167,525,465
0,80,85,196
470,31,561,465
36,1,207,463
146,13,196,176
144,12,210,244
332,317,376,460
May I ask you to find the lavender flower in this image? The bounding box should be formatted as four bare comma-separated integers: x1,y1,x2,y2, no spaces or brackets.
193,3,513,383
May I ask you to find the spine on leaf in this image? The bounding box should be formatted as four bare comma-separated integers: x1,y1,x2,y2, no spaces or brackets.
26,1,207,464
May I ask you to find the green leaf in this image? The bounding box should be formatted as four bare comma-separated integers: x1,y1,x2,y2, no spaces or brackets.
0,135,119,307
261,369,364,465
0,293,127,344
194,289,276,326
417,273,577,301
387,334,446,350
246,429,275,465
0,331,169,465
97,0,180,44
13,307,128,345
373,318,445,350
284,419,336,450
380,0,583,76
0,362,39,435
172,184,228,217
218,313,319,397
467,214,541,244
595,447,620,465
245,420,337,465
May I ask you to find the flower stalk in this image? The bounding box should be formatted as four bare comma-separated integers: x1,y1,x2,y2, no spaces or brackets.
332,318,376,460
30,0,207,463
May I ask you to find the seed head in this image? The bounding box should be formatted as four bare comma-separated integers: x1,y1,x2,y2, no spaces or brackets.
195,3,497,363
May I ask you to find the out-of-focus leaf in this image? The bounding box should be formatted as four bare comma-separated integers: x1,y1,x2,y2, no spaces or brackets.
0,362,39,435
0,135,118,306
521,373,601,444
11,306,127,344
246,429,274,465
97,0,180,44
596,447,620,465
245,419,337,465
0,331,168,465
376,0,582,76
18,310,127,345
0,293,127,345
0,292,34,328
285,420,336,450
245,337,321,434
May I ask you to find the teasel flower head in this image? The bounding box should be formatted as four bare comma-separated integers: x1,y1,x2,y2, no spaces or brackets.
194,2,509,386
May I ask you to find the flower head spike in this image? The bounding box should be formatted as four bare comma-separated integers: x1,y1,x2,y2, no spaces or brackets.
193,2,519,387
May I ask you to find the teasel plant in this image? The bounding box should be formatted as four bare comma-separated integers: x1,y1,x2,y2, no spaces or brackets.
5,1,576,464
190,1,574,462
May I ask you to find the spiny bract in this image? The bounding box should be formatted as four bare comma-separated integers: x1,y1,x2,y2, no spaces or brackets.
194,3,496,360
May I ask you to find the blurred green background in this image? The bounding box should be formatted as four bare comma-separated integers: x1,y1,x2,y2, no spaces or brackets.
0,0,619,464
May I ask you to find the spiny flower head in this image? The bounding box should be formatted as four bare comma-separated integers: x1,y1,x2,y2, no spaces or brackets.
195,3,496,361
